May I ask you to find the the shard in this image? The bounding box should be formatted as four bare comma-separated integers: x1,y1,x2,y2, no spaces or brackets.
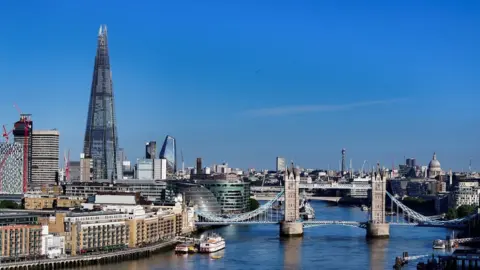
83,25,119,180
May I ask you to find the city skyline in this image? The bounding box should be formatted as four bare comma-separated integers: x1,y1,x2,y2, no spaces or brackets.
0,1,478,170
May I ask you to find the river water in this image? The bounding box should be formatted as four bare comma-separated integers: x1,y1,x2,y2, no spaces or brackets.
77,201,453,270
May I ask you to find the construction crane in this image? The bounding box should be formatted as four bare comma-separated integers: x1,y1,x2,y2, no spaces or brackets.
2,125,13,142
13,103,31,193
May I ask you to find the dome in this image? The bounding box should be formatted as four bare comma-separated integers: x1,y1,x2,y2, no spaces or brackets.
428,152,441,170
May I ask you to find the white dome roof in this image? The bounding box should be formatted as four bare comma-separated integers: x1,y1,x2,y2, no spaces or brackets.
428,153,441,170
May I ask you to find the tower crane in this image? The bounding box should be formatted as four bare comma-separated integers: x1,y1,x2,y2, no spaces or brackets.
2,125,12,142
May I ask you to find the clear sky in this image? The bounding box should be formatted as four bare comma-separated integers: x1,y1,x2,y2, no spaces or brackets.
0,0,478,171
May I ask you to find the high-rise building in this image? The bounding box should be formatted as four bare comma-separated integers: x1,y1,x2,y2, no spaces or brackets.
196,158,203,175
83,25,119,180
406,158,416,168
31,130,60,185
80,153,93,182
145,141,156,159
137,159,153,180
159,135,176,175
68,161,81,182
13,114,33,186
0,142,23,194
276,157,286,172
341,148,346,176
153,158,167,180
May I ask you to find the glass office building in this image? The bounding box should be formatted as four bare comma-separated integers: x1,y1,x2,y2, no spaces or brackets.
197,179,251,214
164,182,221,214
83,25,119,180
159,135,176,175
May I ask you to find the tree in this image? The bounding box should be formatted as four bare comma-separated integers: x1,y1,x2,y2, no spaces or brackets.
457,205,477,218
446,208,457,220
249,198,260,211
0,200,21,209
445,205,478,220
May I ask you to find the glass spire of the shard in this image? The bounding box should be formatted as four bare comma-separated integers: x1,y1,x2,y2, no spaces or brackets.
83,25,119,180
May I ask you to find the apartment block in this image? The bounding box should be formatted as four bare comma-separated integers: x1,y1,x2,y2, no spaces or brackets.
0,214,42,261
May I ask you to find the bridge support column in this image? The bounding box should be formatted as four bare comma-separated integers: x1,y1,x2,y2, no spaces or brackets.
280,221,303,237
366,222,389,238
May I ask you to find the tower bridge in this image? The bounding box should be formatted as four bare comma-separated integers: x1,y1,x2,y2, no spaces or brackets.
195,164,478,237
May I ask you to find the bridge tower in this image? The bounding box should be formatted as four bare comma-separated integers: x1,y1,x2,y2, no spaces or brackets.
366,164,390,238
280,163,303,237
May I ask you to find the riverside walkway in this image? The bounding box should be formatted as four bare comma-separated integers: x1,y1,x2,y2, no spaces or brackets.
0,239,179,270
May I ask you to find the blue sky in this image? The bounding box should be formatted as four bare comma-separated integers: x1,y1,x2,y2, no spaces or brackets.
0,0,478,171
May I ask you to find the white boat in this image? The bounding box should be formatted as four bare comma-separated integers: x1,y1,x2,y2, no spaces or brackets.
199,234,226,253
361,205,369,211
433,239,446,249
175,243,189,253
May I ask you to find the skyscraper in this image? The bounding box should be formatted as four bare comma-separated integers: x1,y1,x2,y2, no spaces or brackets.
276,157,286,172
159,135,176,175
13,114,33,188
83,25,119,180
145,141,156,159
31,130,59,185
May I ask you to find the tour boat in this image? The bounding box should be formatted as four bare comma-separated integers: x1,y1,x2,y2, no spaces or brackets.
199,233,226,253
175,243,189,254
433,239,446,249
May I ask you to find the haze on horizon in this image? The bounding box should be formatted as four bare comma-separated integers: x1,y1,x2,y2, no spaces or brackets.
0,0,478,171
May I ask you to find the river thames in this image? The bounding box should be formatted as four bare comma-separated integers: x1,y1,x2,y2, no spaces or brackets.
77,201,452,269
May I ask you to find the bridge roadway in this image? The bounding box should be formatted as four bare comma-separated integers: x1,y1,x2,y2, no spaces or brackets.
194,220,465,229
251,183,371,192
252,195,342,203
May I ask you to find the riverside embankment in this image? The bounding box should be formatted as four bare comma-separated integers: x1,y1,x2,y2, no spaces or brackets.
0,239,179,270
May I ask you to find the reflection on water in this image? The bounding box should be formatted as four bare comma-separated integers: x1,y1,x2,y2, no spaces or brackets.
368,239,389,270
283,237,302,270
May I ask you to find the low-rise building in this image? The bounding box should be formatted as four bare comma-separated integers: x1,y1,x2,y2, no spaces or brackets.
65,179,166,201
24,195,85,210
40,225,65,259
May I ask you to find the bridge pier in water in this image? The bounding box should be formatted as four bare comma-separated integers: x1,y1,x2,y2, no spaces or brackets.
366,166,390,239
280,221,303,237
366,222,389,238
280,164,304,237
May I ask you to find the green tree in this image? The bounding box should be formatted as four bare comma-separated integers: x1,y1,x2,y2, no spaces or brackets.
457,205,477,218
445,205,478,220
0,200,21,209
249,198,260,211
446,208,457,220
